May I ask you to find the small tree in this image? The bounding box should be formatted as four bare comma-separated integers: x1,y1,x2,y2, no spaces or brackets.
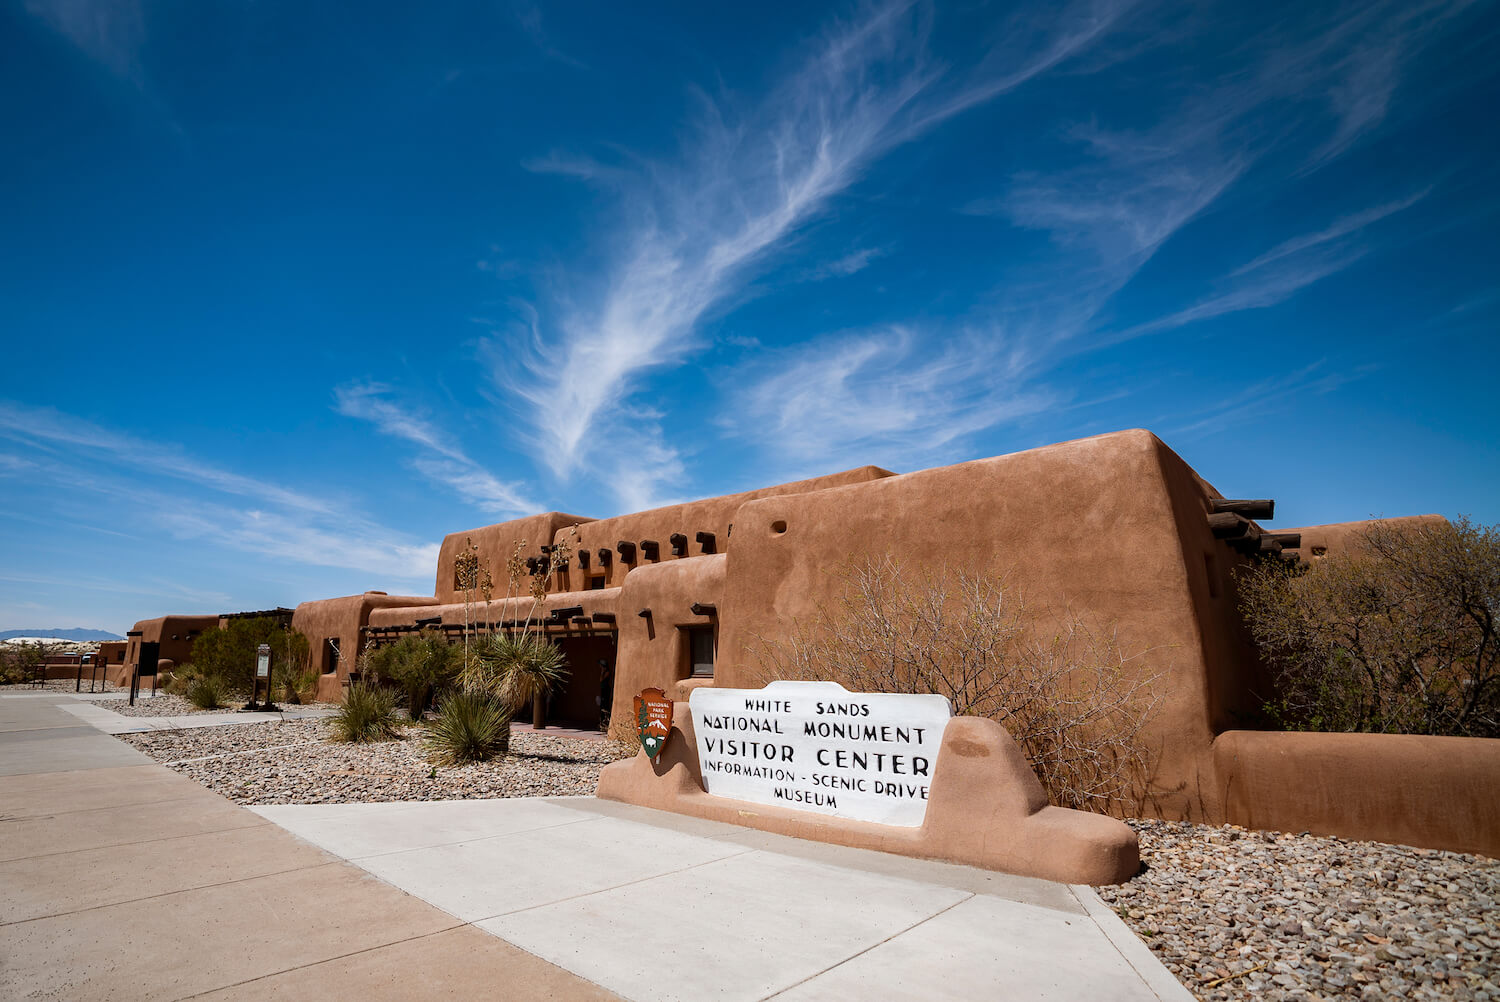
750,557,1160,814
368,629,460,719
191,617,309,693
1239,516,1499,737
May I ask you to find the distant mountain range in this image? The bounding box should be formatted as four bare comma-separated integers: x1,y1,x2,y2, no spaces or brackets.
0,628,124,642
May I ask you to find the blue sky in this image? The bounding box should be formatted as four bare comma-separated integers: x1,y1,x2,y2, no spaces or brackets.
2,0,1497,634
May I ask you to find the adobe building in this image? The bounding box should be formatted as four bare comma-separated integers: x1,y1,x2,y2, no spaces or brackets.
114,615,221,686
130,430,1500,856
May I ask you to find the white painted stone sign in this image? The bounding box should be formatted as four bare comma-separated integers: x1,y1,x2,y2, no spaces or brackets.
689,681,951,827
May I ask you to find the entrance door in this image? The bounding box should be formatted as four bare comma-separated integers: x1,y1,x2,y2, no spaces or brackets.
543,634,616,729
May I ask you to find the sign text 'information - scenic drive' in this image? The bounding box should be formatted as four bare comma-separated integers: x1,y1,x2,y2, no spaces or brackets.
688,681,951,827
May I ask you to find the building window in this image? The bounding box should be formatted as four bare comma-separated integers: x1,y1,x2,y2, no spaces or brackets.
323,638,340,674
588,575,606,590
686,626,715,678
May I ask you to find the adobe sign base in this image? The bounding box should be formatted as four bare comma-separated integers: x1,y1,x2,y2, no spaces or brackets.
596,702,1140,885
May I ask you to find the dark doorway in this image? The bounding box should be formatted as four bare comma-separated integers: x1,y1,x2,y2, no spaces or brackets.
540,634,616,729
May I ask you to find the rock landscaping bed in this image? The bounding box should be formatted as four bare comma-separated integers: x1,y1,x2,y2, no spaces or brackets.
94,693,241,717
118,718,633,805
1098,819,1500,1002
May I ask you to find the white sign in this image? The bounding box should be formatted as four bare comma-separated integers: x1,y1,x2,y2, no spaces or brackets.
689,681,951,827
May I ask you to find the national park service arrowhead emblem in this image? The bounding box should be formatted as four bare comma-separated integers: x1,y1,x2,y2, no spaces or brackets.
634,687,673,760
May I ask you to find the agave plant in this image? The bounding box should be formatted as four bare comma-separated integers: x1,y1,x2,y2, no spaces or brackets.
465,631,570,727
424,689,511,764
330,680,401,743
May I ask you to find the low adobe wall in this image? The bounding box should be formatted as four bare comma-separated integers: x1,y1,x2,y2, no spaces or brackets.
1214,730,1500,857
598,702,1139,885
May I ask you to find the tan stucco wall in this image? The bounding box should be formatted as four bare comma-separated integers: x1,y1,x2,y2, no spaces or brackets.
610,554,725,712
1276,514,1448,563
119,615,220,685
1214,730,1500,856
712,430,1245,821
290,593,440,701
551,466,893,592
433,512,594,605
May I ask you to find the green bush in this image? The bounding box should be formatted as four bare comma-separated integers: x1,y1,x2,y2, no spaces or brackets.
191,618,310,692
330,681,401,743
186,674,228,710
1239,516,1500,737
366,630,459,720
424,689,511,765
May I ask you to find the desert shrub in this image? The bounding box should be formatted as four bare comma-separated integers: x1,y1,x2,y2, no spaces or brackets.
330,680,401,743
1239,516,1499,737
186,673,228,710
0,641,62,685
463,631,570,721
164,662,204,696
425,689,512,764
192,618,310,692
0,643,41,684
749,557,1160,814
274,664,319,705
367,630,460,719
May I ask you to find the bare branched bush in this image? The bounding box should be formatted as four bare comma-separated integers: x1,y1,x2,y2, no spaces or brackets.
1239,516,1499,737
750,557,1160,814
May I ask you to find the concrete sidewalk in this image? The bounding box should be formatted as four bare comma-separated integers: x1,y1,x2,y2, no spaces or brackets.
3,692,1192,1001
253,799,1192,1001
50,696,335,735
0,694,618,1000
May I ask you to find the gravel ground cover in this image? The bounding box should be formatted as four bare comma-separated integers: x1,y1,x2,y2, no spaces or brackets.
1098,819,1500,1002
94,692,241,717
119,719,633,805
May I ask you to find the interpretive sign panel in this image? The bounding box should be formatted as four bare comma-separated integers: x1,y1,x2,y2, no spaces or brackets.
689,681,951,827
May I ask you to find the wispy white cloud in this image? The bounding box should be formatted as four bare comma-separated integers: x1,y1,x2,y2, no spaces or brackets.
333,383,536,515
1160,361,1374,440
727,326,1059,468
804,245,891,281
510,0,588,70
25,0,146,80
1231,189,1431,277
1125,188,1431,336
0,400,438,586
0,402,337,515
497,0,1137,504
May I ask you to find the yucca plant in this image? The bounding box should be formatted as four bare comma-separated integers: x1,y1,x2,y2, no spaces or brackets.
330,680,401,743
464,631,570,727
425,689,512,764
